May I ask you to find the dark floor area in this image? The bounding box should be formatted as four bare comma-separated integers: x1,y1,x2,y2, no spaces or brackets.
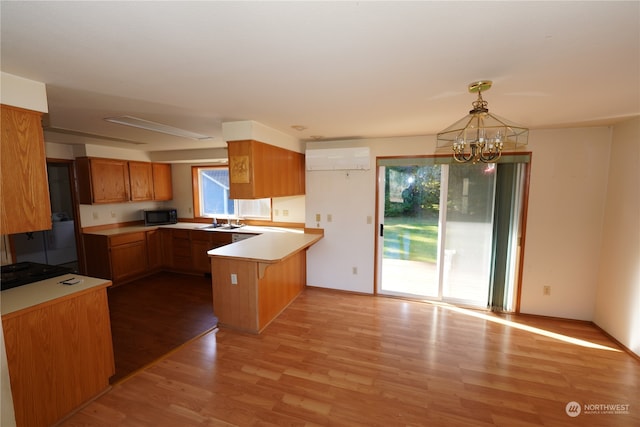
107,272,217,383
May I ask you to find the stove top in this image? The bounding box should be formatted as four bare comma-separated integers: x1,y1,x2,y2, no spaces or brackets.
1,262,72,291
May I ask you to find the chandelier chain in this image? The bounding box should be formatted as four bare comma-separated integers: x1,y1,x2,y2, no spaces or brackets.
471,91,489,113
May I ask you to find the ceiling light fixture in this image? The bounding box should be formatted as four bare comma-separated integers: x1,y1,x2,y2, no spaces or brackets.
436,81,528,163
104,115,212,140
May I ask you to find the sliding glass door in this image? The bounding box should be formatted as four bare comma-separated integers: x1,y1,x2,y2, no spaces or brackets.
377,157,527,310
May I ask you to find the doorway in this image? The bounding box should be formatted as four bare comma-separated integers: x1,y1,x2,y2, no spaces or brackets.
376,157,528,310
11,160,79,270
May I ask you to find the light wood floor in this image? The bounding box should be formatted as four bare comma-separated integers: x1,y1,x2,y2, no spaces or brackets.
61,288,638,426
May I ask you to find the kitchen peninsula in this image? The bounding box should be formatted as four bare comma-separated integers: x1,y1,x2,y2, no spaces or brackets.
207,228,322,333
83,222,322,333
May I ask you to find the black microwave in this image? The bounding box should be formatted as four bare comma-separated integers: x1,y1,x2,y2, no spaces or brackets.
144,208,178,226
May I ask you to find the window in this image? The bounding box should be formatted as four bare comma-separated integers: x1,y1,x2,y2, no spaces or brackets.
192,166,271,219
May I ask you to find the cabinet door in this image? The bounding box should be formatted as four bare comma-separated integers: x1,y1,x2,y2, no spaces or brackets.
0,105,52,234
110,233,147,282
3,287,114,427
191,232,213,274
83,234,111,279
146,229,163,271
80,158,130,204
228,139,305,199
171,229,192,271
128,161,153,201
152,163,173,200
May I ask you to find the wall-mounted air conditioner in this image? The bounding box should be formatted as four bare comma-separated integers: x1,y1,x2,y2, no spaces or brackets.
305,147,370,171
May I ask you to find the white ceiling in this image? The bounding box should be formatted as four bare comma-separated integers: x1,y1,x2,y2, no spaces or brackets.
1,1,639,152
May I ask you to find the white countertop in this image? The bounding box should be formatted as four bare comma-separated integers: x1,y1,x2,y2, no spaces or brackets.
1,274,111,316
82,222,323,264
83,222,299,236
207,231,322,263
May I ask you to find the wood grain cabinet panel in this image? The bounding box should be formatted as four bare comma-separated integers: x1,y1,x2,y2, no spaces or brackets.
76,157,130,204
146,229,164,271
170,229,192,271
83,232,148,285
152,162,173,200
2,285,114,427
0,104,52,234
128,161,154,201
76,159,173,204
190,230,233,274
228,140,305,199
212,249,307,334
111,236,147,282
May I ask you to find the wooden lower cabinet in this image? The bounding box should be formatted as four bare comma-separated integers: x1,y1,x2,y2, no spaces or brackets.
170,229,192,271
191,230,233,274
2,285,114,427
84,228,237,283
146,229,164,271
110,232,147,282
84,232,148,284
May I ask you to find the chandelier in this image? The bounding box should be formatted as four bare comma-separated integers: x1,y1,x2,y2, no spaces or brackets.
436,81,529,163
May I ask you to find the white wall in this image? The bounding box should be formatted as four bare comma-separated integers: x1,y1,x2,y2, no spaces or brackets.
0,72,48,113
594,117,640,357
520,127,611,320
305,128,614,323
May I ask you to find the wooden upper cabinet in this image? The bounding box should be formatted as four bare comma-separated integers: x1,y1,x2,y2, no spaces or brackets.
129,161,153,201
152,162,173,201
228,140,305,199
76,159,173,204
0,104,52,234
76,157,130,204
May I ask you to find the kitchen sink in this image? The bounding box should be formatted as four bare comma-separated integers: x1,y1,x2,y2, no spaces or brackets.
195,223,244,230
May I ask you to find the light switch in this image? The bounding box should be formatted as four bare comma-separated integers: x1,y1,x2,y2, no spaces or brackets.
231,274,238,285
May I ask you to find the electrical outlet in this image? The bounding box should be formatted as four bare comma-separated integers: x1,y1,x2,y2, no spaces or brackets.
327,214,333,222
543,285,551,296
283,209,289,217
366,215,372,224
110,211,116,218
274,209,279,216
92,212,99,220
231,274,238,285
315,213,321,222
352,267,358,275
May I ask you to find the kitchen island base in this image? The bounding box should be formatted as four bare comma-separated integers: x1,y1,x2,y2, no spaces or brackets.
212,250,306,334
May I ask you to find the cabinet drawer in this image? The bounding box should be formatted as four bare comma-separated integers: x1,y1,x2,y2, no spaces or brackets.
190,230,212,242
109,232,145,247
172,229,190,239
